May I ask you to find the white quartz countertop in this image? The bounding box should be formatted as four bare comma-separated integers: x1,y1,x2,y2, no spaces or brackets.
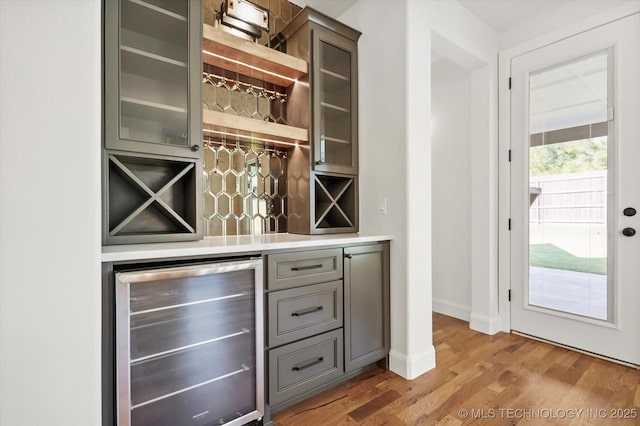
101,233,393,262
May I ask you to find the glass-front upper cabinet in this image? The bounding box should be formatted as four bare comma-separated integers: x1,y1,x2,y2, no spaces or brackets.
105,0,202,158
312,26,359,175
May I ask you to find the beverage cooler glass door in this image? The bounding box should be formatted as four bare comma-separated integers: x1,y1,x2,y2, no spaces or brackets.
115,259,264,426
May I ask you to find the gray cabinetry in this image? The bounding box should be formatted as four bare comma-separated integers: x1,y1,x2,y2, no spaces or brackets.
268,280,343,347
104,0,202,157
344,243,390,372
267,248,342,290
264,242,389,418
283,8,361,234
311,25,359,175
103,0,203,244
268,329,343,406
266,248,345,408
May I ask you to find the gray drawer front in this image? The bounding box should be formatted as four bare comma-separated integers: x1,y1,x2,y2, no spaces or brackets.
269,329,344,405
267,248,343,290
269,280,343,347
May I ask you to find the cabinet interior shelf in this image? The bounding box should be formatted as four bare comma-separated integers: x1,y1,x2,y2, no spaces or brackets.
320,68,348,81
128,0,187,22
321,102,350,121
321,68,350,93
121,45,187,68
121,97,187,129
121,45,187,84
122,97,186,113
202,24,308,87
122,0,188,44
322,136,349,144
203,109,308,147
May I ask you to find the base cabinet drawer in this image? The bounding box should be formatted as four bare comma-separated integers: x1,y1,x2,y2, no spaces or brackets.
268,280,343,347
267,248,343,290
269,329,344,405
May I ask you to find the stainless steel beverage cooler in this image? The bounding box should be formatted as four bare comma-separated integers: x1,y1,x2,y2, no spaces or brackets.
115,259,264,426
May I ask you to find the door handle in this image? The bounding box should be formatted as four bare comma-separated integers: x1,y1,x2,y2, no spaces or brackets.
623,207,636,217
622,227,636,237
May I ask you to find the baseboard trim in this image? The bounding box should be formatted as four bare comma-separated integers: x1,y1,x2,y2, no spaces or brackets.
469,312,501,335
389,345,436,380
432,298,471,321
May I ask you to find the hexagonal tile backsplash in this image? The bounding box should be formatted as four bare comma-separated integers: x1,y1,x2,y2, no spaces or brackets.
203,140,288,236
203,64,287,124
201,1,300,236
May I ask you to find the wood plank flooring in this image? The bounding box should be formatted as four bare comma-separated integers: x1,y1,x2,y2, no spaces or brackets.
273,313,640,425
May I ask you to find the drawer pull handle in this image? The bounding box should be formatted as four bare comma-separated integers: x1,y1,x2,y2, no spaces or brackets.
291,306,323,317
292,357,324,371
291,264,324,271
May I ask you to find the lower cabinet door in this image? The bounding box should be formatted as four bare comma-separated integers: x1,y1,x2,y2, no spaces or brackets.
344,243,390,372
269,329,343,405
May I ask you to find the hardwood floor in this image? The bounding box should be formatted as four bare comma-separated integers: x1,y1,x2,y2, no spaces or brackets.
273,313,640,425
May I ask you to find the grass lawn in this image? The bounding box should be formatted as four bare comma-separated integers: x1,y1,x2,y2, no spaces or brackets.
529,243,606,275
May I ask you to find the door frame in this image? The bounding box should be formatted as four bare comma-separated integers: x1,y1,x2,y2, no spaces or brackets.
497,4,640,333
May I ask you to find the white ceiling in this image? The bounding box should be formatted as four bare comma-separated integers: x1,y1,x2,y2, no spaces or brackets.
294,0,568,31
291,0,619,39
290,0,359,18
457,0,572,33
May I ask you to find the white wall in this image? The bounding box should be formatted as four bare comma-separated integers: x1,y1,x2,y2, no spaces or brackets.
338,0,436,379
422,1,500,335
337,0,501,377
431,59,472,321
0,1,102,425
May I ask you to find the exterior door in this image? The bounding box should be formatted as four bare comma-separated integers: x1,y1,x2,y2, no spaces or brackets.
510,14,640,366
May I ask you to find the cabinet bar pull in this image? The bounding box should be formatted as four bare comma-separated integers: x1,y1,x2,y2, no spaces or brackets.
291,264,323,271
291,306,323,317
292,357,324,371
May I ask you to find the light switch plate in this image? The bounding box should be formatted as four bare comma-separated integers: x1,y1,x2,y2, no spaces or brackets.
378,197,387,214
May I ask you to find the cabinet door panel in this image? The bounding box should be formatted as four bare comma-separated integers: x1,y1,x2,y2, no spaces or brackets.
344,243,390,372
104,0,202,158
312,26,358,175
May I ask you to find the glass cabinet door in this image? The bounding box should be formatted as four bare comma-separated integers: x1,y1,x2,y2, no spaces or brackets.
105,0,201,158
312,27,358,175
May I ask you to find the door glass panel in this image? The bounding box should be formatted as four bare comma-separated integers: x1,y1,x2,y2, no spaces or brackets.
119,0,189,146
319,41,351,167
528,51,610,320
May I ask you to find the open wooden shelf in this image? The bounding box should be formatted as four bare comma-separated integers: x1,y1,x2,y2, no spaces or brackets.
203,109,308,146
202,24,307,87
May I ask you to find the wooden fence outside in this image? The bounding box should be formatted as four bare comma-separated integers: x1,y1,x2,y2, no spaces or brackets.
529,170,607,223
